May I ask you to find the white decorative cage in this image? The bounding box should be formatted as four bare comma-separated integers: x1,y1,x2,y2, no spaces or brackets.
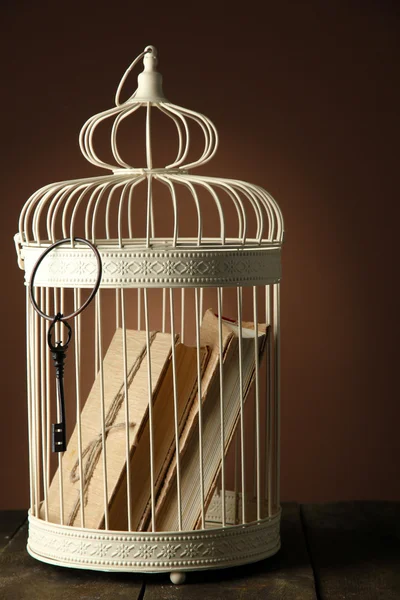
15,46,284,584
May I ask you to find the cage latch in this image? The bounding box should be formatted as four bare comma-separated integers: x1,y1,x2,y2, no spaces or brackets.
14,233,24,270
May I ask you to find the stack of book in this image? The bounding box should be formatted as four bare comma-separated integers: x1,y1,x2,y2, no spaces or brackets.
43,310,268,532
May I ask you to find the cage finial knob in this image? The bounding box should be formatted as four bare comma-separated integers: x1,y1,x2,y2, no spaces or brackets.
134,45,167,102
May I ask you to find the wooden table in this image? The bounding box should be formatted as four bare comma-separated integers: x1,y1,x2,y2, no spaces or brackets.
1,502,399,599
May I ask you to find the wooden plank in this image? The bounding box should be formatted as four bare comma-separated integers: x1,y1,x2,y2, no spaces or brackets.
143,503,317,599
0,510,27,551
302,502,400,599
0,521,144,600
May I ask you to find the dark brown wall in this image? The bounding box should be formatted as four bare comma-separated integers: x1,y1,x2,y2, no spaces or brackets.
1,1,399,509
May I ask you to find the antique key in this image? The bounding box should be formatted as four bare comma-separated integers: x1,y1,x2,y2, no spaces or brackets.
29,237,102,454
48,313,72,453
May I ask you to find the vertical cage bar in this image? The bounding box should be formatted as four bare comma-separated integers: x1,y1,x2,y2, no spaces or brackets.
60,286,66,521
146,102,153,169
60,288,65,333
267,337,273,517
74,288,85,528
253,286,261,520
273,283,281,509
252,406,257,500
53,288,59,341
265,285,273,517
143,288,156,531
180,288,185,344
146,102,155,239
53,288,64,524
169,289,182,530
145,175,153,247
34,287,41,519
95,295,99,376
26,286,34,513
30,296,39,518
30,293,38,517
60,285,67,520
121,287,133,531
234,432,239,525
194,288,205,529
40,287,48,521
76,288,82,351
96,290,109,529
115,288,121,329
267,335,274,515
137,288,142,330
162,288,167,333
199,287,204,322
217,287,226,526
237,286,246,524
45,288,51,490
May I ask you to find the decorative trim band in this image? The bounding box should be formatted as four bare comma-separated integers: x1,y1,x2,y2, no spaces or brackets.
27,508,281,573
23,245,281,288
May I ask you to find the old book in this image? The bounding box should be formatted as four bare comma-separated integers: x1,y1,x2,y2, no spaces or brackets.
204,489,270,528
43,328,175,529
111,343,210,531
153,310,268,532
144,309,235,531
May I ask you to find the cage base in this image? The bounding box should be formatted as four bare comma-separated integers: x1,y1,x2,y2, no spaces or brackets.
27,505,281,574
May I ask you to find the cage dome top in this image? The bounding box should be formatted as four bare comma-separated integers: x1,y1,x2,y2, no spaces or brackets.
16,46,284,290
80,45,218,173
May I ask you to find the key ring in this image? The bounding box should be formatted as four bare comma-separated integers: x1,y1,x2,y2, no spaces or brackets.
47,313,72,352
29,237,102,321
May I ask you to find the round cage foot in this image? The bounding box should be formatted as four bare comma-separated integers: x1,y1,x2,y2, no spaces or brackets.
170,571,186,585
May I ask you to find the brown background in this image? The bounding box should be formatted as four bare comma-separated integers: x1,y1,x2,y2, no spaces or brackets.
1,1,399,509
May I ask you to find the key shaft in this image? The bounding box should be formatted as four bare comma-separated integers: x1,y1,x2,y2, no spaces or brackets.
48,314,72,453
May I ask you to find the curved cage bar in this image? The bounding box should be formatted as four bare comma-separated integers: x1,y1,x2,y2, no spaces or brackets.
19,174,283,248
15,46,284,582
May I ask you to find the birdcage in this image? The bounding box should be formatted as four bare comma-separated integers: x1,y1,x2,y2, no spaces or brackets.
15,46,284,584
